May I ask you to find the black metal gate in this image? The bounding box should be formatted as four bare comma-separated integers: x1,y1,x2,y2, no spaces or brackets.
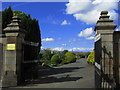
95,35,102,88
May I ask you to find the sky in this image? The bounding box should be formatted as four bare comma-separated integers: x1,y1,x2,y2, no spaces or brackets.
1,0,120,52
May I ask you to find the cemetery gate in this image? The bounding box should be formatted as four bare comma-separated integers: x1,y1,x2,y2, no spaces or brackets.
94,11,120,89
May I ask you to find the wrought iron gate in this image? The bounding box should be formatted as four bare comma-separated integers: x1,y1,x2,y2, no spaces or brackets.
95,34,102,88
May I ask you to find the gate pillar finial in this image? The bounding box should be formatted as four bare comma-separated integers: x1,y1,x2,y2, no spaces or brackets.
94,11,117,34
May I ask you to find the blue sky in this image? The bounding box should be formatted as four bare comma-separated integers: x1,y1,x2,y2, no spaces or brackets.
2,0,119,52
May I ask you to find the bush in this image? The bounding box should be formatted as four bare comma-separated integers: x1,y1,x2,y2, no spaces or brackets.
51,54,61,65
63,52,76,64
42,48,53,60
85,52,91,58
87,51,95,64
40,60,50,66
57,52,65,63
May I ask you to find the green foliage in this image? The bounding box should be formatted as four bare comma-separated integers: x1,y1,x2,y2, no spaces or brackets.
51,54,60,65
76,52,85,58
2,6,13,30
87,51,95,64
85,52,91,58
38,53,42,60
13,11,26,19
2,7,41,61
42,48,53,60
5,9,41,44
64,52,76,64
57,52,65,62
40,60,50,66
62,50,68,54
19,13,41,43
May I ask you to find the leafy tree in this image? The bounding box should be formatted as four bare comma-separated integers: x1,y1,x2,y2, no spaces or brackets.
51,54,60,65
85,52,91,58
57,52,65,63
2,7,41,60
13,10,41,60
2,6,13,32
76,52,85,58
62,50,68,54
87,51,95,64
13,11,26,19
13,10,41,43
64,52,76,63
42,48,53,60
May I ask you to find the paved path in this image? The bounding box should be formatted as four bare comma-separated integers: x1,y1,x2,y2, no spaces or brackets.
16,58,95,88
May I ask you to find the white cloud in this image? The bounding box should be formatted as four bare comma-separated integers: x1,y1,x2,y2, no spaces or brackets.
78,27,94,37
52,47,63,51
42,38,54,42
66,0,118,24
78,27,95,40
61,20,71,25
68,47,94,51
62,44,67,46
41,46,44,50
115,26,120,31
69,39,76,43
86,36,95,40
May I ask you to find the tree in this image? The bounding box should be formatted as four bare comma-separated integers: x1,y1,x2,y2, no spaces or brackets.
85,52,91,58
13,10,41,44
62,50,68,54
87,51,95,64
42,48,53,60
76,52,85,59
13,10,41,59
57,52,65,63
2,6,13,31
64,52,76,63
51,55,60,65
13,10,26,19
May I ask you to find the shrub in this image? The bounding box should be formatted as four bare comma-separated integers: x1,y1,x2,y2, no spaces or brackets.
51,54,60,65
42,48,53,60
87,51,95,64
62,50,68,54
85,52,91,58
57,52,65,63
64,52,76,64
40,60,50,66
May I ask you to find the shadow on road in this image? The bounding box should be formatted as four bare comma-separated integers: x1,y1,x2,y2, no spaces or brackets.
24,76,83,86
38,66,85,76
21,66,84,86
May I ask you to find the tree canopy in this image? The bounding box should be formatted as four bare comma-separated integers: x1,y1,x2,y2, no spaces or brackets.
2,7,41,45
65,52,76,63
87,51,95,64
2,6,13,33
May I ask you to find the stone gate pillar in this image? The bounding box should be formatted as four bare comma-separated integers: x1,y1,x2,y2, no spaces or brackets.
94,11,117,88
95,11,117,58
2,16,25,87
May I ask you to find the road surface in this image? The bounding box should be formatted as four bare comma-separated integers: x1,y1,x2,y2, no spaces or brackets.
15,58,95,88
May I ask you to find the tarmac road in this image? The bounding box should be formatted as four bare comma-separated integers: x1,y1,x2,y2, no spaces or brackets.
14,58,95,88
